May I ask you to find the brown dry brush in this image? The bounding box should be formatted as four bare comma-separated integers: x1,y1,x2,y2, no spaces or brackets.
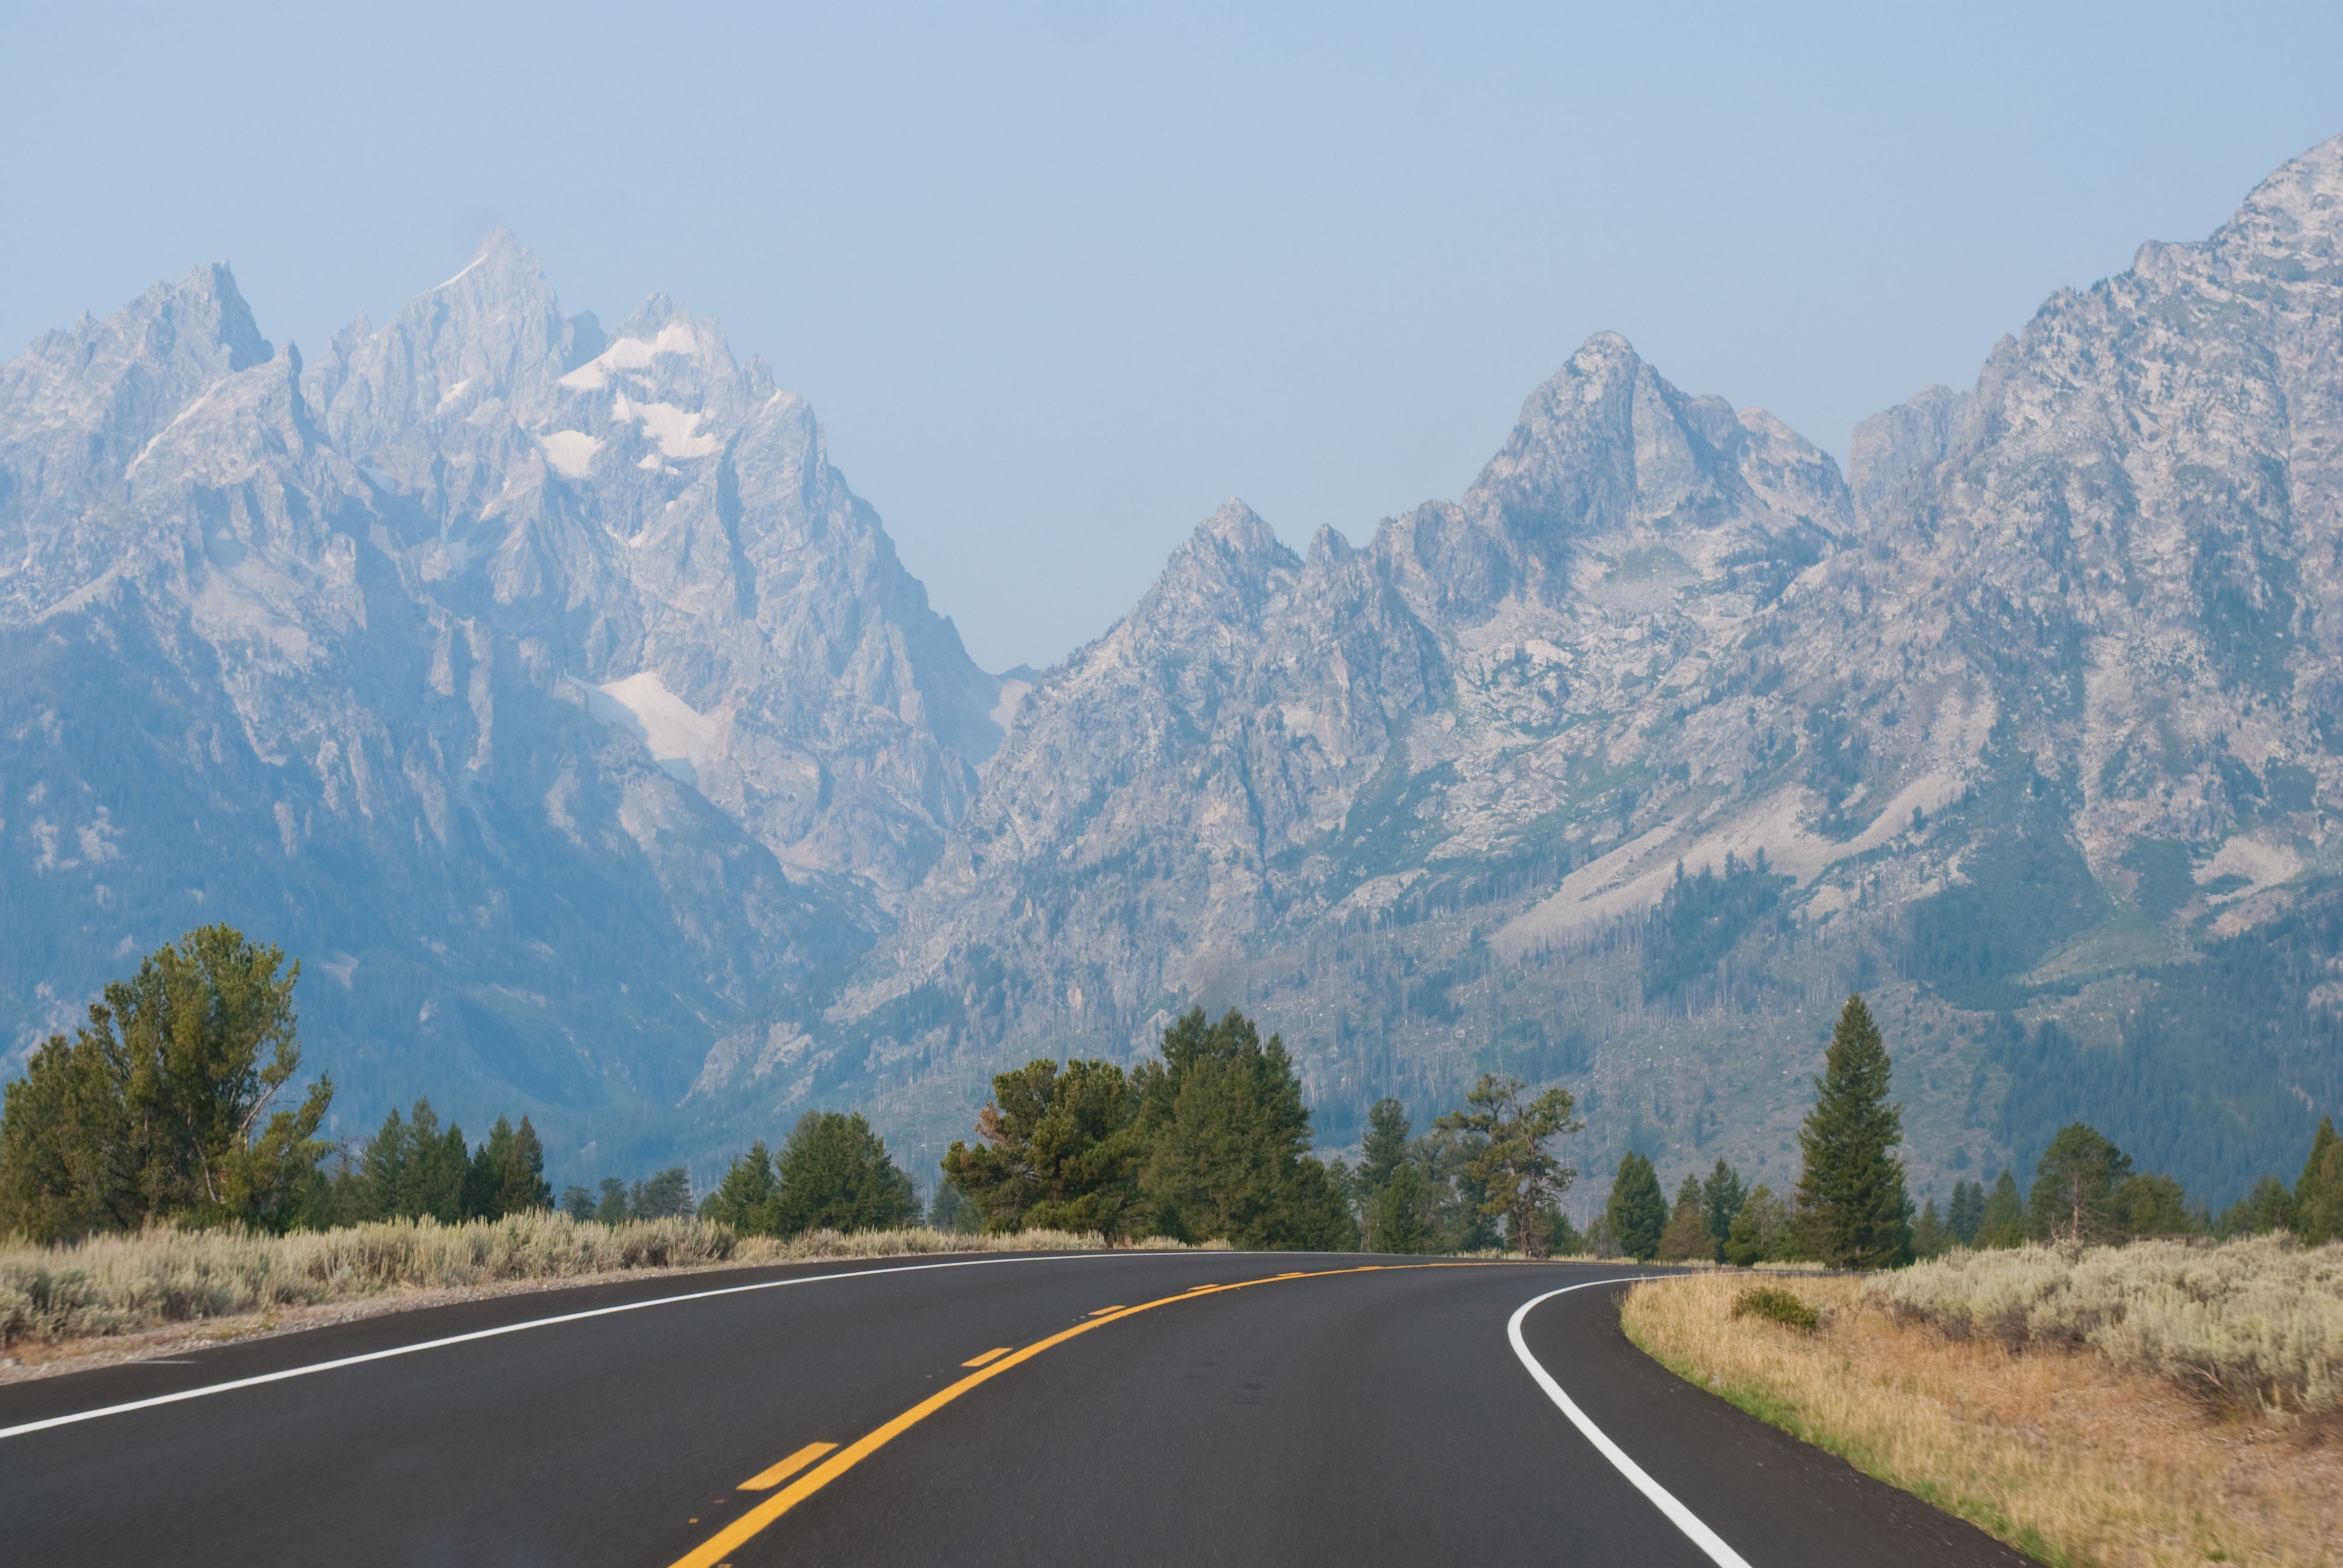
0,1214,1133,1347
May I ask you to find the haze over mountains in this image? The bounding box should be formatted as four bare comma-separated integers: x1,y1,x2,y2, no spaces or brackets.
7,137,2342,1203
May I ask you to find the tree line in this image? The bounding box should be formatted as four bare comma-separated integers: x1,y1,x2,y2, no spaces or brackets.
8,928,2339,1266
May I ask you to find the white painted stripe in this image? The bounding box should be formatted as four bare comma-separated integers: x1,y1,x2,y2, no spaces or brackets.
1,1250,1172,1442
1509,1278,1755,1568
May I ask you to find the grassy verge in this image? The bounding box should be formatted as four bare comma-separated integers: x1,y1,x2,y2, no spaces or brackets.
0,1214,1158,1357
1620,1267,2343,1567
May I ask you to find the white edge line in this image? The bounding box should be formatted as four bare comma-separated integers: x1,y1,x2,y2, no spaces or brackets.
1509,1278,1755,1568
1,1250,1168,1442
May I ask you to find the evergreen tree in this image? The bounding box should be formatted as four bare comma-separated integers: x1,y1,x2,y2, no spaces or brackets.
2026,1122,2132,1245
2220,1175,2292,1237
595,1176,630,1225
353,1108,410,1221
2293,1117,2342,1245
769,1114,915,1236
1724,1184,1789,1264
560,1184,598,1223
1539,1201,1585,1256
400,1100,471,1221
1657,1174,1714,1262
700,1141,781,1233
1585,1211,1617,1258
1417,1124,1501,1252
1358,1099,1411,1197
1947,1178,1985,1245
1911,1199,1948,1258
0,926,330,1242
1700,1159,1747,1255
1133,1010,1340,1249
1974,1169,2026,1248
1605,1152,1667,1261
2111,1172,2194,1236
928,1177,977,1234
1794,994,1912,1268
1433,1074,1582,1258
943,1058,1144,1236
466,1116,552,1218
631,1166,696,1220
1366,1160,1430,1254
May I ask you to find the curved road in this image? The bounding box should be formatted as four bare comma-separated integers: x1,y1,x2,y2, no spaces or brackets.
2,1250,2025,1566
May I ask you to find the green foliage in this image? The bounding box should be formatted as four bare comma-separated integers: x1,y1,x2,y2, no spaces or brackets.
1135,1010,1351,1249
2295,1117,2342,1245
1432,1073,1582,1258
1911,1199,1948,1259
2027,1122,2133,1245
595,1177,629,1226
2220,1175,2293,1239
631,1166,696,1221
559,1184,597,1223
766,1113,915,1236
943,1057,1145,1237
1946,1178,1985,1245
1641,852,1789,1003
0,926,330,1242
1794,994,1912,1269
1723,1183,1791,1265
927,1177,977,1235
1974,1169,2027,1248
700,1141,781,1232
467,1117,552,1220
1358,1097,1411,1197
1732,1285,1818,1332
1657,1174,1715,1262
1605,1152,1667,1261
1366,1160,1431,1254
1702,1158,1747,1249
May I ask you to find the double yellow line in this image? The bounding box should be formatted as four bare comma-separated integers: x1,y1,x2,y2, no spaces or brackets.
669,1260,1492,1567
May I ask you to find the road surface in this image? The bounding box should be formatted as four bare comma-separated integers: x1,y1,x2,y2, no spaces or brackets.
1,1250,2027,1566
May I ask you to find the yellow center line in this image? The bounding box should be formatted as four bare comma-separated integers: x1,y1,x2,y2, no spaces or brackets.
736,1441,836,1491
1085,1305,1126,1316
959,1347,1012,1367
666,1261,1499,1568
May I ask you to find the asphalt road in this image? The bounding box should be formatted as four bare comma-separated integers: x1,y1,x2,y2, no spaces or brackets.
1,1251,2029,1566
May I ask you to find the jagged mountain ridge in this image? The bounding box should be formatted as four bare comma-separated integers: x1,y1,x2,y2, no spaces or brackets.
6,137,2343,1202
793,137,2343,1206
0,239,1000,1170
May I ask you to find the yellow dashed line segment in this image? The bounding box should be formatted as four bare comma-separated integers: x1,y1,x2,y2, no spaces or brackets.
667,1261,1496,1568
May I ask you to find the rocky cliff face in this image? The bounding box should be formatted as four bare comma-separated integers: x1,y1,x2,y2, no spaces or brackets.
8,139,2343,1200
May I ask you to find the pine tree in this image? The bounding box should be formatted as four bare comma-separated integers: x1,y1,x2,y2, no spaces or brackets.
1434,1074,1583,1258
1794,994,1911,1268
594,1176,630,1225
1359,1099,1411,1197
560,1184,598,1223
1974,1169,2025,1248
2221,1174,2293,1237
700,1141,781,1233
400,1100,470,1221
2111,1172,2194,1236
1700,1159,1746,1255
0,926,330,1241
1725,1184,1789,1264
768,1114,914,1235
1367,1160,1430,1253
1911,1199,1947,1258
1657,1174,1714,1262
2293,1117,2342,1245
1133,1010,1342,1249
2026,1123,2132,1245
1947,1178,1985,1245
466,1116,552,1219
1605,1152,1667,1261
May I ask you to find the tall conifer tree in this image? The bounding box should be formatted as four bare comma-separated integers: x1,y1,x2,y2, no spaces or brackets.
1794,994,1911,1268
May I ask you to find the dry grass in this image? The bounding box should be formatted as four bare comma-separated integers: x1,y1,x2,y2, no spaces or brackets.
0,1214,1134,1354
1622,1270,2343,1567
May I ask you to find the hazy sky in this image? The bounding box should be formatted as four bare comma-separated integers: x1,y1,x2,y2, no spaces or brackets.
6,2,2340,671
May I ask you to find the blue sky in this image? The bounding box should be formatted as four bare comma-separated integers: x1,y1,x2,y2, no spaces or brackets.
5,2,2339,670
